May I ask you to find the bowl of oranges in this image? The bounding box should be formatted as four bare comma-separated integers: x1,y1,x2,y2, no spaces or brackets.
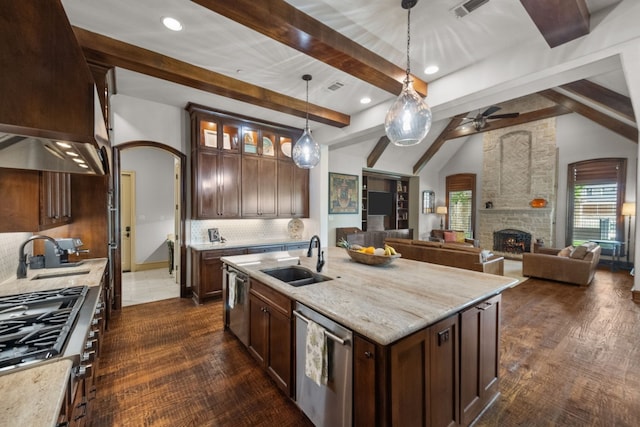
338,239,401,266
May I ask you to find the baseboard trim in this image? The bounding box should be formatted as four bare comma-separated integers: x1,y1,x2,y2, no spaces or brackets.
135,261,168,272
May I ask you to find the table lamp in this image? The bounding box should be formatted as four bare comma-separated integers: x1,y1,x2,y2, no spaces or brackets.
436,206,448,229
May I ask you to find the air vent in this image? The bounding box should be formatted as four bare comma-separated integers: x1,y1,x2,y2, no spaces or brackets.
327,81,345,91
451,0,490,18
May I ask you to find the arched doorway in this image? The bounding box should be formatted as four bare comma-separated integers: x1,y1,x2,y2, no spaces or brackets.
112,141,187,310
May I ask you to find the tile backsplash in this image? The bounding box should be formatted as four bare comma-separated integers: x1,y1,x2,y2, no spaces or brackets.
0,232,31,282
190,219,310,243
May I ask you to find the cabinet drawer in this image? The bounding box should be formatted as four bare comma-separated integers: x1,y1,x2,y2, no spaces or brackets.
201,248,245,260
247,245,284,254
250,279,291,317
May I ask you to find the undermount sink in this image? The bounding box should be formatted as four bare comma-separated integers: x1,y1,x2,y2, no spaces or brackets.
31,270,91,280
260,265,332,287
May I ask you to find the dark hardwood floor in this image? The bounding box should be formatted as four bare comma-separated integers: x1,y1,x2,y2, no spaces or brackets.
91,267,639,426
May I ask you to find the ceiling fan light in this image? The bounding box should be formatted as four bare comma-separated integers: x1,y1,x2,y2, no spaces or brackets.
385,81,432,146
292,126,320,169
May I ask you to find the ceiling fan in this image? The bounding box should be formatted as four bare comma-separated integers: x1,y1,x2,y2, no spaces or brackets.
460,106,520,131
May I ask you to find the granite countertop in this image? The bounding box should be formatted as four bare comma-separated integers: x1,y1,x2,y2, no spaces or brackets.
0,258,108,296
0,258,108,426
190,238,309,251
222,246,517,345
0,359,72,426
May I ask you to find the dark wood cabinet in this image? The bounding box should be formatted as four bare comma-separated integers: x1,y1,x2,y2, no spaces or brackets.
193,147,241,219
187,103,307,220
460,294,501,426
354,335,381,426
0,168,74,232
40,171,72,228
248,279,293,396
241,156,277,217
389,314,458,427
191,247,246,304
277,160,309,217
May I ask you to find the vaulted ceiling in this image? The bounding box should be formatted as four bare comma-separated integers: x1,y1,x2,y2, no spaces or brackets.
61,0,636,172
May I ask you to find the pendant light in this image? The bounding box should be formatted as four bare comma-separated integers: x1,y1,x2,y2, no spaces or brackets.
384,0,432,147
292,74,320,169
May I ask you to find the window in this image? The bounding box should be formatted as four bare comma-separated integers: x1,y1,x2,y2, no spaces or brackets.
567,158,626,248
445,174,476,238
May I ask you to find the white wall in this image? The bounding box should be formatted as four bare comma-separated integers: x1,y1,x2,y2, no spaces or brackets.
121,148,175,264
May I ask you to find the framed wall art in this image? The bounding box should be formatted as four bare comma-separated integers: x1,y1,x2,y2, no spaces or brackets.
329,172,359,214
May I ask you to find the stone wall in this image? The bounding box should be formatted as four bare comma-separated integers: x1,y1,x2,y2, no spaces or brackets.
479,96,558,256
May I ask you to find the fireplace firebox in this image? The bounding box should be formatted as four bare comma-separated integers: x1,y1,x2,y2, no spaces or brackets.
493,229,532,254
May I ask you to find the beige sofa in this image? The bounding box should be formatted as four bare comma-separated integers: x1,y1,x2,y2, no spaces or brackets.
384,238,504,275
522,243,601,286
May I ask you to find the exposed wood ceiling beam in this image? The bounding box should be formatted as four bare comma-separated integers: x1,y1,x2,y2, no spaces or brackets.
519,0,590,48
72,27,350,128
539,89,638,142
560,79,636,122
367,136,390,168
413,115,468,174
191,0,428,97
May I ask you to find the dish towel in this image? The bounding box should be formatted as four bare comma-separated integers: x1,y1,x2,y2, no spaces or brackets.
228,272,237,309
305,319,328,386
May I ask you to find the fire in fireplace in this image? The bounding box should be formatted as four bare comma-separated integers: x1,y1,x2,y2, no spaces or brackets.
493,229,532,254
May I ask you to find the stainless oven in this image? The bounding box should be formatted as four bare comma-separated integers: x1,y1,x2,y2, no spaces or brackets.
223,266,250,346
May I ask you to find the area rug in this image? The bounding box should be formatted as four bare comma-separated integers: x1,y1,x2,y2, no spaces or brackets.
503,259,527,286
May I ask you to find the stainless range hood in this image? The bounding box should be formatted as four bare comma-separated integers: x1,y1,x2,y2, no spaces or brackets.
0,1,109,175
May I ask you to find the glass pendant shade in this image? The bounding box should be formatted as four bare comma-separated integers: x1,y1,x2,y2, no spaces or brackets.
385,80,432,146
292,125,320,169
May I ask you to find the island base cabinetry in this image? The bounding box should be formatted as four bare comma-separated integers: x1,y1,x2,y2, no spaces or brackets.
460,294,501,426
248,279,293,397
191,248,246,304
354,294,501,427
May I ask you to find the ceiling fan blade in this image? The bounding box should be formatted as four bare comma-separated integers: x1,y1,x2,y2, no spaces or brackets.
487,113,520,119
481,106,501,117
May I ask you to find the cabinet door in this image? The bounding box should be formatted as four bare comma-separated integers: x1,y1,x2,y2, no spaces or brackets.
248,293,267,364
242,156,277,217
278,161,309,218
354,335,378,425
266,306,291,395
199,252,223,301
218,153,241,218
429,315,459,427
195,151,219,218
460,294,501,426
0,168,39,231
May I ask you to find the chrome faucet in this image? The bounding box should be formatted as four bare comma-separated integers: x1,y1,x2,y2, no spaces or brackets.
307,235,325,272
17,235,63,279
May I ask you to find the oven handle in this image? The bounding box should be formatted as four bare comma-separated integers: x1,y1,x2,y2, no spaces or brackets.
293,310,348,345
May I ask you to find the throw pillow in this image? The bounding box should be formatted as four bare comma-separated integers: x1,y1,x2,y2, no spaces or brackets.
557,246,573,257
570,245,589,259
444,231,456,243
455,231,466,243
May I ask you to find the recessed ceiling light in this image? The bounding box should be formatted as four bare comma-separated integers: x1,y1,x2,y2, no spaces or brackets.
162,17,183,32
424,65,439,75
56,141,71,149
72,158,85,164
360,97,372,104
66,151,78,157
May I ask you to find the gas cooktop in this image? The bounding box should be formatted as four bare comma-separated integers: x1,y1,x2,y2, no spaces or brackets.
0,286,88,372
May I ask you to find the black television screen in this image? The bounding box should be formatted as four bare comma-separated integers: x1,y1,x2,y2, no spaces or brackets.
368,191,393,216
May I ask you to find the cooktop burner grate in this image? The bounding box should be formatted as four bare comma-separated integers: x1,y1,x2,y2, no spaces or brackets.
0,286,87,370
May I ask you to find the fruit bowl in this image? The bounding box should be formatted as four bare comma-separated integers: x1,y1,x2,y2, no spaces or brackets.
345,249,401,266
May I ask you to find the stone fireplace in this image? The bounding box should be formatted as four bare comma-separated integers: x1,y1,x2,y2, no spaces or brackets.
478,95,557,258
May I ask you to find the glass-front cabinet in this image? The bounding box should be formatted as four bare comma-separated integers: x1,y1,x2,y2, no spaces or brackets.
187,103,309,219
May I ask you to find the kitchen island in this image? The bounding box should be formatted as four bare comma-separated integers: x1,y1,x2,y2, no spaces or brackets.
222,246,517,426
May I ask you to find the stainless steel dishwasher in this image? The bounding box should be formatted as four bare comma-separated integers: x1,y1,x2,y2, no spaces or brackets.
224,265,250,346
294,302,353,427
